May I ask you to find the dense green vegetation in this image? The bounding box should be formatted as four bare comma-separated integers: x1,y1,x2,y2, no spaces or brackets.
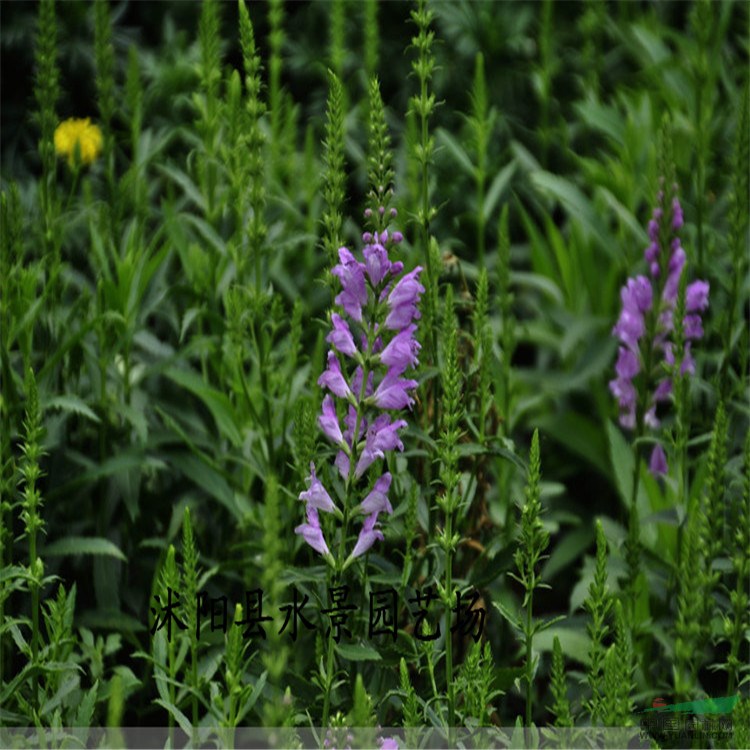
1,1,748,747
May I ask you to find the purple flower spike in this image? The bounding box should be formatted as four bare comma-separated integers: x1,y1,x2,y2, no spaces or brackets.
299,463,338,514
372,369,418,410
349,512,384,560
327,314,358,357
318,351,352,399
360,473,393,516
649,444,668,477
295,505,331,557
303,214,421,567
610,183,709,475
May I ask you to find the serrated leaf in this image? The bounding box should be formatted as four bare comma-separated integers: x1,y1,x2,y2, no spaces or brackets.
492,599,521,632
47,395,101,424
73,681,98,727
44,537,127,562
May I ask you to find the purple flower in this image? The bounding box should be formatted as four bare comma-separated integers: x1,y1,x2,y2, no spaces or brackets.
379,738,399,750
615,347,640,379
335,450,350,480
622,276,653,314
363,243,391,285
609,376,637,428
318,352,352,400
672,197,683,230
355,414,407,478
351,366,375,399
664,245,686,302
327,314,358,357
612,309,645,352
299,463,338,514
332,247,368,322
384,267,424,330
379,324,421,373
683,314,704,340
295,505,331,557
319,395,344,445
686,280,709,312
649,443,668,477
348,512,384,560
372,369,418,410
360,473,393,515
653,378,672,402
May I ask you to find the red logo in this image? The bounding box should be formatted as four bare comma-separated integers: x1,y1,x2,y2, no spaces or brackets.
652,697,667,709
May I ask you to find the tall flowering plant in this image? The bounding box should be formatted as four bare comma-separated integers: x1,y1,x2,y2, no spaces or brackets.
609,182,709,475
296,212,423,571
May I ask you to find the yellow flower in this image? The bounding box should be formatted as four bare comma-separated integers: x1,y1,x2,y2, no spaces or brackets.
54,118,103,167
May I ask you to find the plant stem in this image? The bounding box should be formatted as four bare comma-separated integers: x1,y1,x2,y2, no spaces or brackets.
445,506,455,727
525,584,533,727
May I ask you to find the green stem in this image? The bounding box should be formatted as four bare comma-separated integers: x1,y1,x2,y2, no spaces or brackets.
476,171,485,269
445,509,455,728
30,526,39,705
525,584,534,727
250,319,275,466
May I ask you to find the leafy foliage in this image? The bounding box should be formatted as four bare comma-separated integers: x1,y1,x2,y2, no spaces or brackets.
0,0,747,742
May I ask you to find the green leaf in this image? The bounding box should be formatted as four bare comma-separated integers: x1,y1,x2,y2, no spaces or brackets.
168,452,239,520
335,642,383,662
236,671,268,723
73,681,98,727
529,171,616,259
157,165,206,212
573,98,625,144
483,160,517,221
165,366,242,446
154,699,193,736
542,525,595,581
606,420,634,509
534,626,590,665
47,395,101,424
492,599,521,633
44,537,127,562
436,127,475,176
